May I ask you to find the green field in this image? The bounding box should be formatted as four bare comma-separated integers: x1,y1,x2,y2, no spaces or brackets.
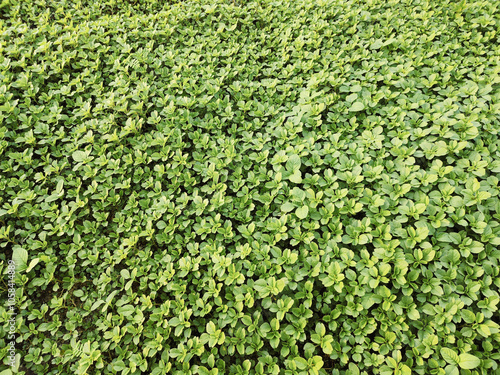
1,0,500,374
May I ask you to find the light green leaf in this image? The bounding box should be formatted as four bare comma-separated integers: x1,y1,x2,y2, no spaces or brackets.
346,363,360,375
351,84,362,92
117,305,135,317
26,258,40,273
208,354,215,368
477,324,491,337
294,357,308,370
45,194,60,203
206,321,216,334
401,365,411,375
441,348,459,365
458,353,480,369
461,309,476,324
322,342,333,355
286,154,301,172
72,150,87,162
56,179,64,194
296,205,309,219
370,39,384,49
12,246,28,271
350,102,365,112
281,201,295,212
113,360,126,371
346,93,358,102
289,171,302,183
407,308,420,320
290,187,306,201
444,364,459,375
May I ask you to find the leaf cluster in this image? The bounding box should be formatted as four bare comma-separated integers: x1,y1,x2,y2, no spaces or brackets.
0,0,500,374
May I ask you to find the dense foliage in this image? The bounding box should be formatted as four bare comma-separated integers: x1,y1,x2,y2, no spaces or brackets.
1,0,500,374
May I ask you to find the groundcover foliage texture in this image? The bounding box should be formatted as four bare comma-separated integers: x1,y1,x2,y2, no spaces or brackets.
0,0,500,373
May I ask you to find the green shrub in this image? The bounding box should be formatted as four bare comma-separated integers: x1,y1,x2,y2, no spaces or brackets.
1,0,499,374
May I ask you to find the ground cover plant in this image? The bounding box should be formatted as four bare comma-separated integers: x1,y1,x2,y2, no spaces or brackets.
1,0,500,373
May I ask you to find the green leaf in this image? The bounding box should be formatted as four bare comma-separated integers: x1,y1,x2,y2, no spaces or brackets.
281,201,295,212
296,205,309,219
346,363,360,375
56,179,64,194
289,171,302,183
370,39,384,49
286,154,301,172
349,102,365,112
407,308,420,320
477,324,491,337
346,93,358,102
117,305,135,317
441,348,460,365
113,360,126,371
12,246,28,271
351,84,362,92
208,354,215,368
294,357,308,370
45,194,60,203
25,258,40,272
458,353,480,369
206,321,216,334
401,365,411,375
72,150,88,162
241,315,252,326
444,365,459,375
290,187,306,201
461,310,476,324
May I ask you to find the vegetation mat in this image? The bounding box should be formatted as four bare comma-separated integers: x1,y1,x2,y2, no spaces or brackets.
0,0,499,374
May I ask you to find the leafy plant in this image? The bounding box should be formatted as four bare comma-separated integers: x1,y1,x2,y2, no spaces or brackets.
1,0,499,374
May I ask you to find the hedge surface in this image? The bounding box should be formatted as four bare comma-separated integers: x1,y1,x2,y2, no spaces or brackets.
1,0,500,374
